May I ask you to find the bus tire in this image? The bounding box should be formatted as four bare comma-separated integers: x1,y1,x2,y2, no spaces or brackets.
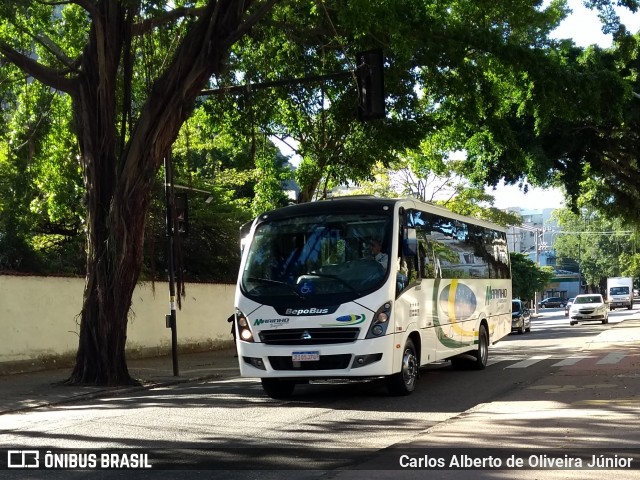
261,378,295,399
386,338,418,396
472,324,489,370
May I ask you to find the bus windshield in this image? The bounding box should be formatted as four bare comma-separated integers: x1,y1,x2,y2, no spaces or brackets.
241,212,393,305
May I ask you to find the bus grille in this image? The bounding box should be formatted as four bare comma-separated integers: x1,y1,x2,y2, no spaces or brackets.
258,328,360,345
269,354,352,370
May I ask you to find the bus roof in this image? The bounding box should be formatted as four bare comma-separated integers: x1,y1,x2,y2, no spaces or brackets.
253,196,506,232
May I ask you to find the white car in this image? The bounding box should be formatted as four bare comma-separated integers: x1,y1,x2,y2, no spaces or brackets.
569,294,609,325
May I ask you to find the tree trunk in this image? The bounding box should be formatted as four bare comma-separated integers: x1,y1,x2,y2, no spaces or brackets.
63,0,269,386
67,180,149,386
297,158,327,203
66,2,141,385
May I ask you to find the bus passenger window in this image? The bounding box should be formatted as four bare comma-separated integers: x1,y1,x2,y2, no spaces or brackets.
418,240,435,279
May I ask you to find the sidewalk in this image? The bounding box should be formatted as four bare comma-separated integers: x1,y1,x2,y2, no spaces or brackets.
0,347,241,414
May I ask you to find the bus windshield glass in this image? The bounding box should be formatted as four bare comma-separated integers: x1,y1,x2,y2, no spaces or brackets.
241,212,393,305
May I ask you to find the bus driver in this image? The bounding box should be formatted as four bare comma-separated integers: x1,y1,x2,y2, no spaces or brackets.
369,238,388,269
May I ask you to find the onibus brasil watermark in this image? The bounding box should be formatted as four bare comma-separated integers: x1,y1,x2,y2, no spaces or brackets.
6,450,151,469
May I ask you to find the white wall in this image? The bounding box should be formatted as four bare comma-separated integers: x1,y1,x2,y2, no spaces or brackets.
1,275,235,373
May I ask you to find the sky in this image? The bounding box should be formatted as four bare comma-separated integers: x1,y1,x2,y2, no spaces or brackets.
491,1,640,209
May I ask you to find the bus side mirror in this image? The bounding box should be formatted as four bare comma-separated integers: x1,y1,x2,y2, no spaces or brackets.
239,220,253,255
403,228,417,256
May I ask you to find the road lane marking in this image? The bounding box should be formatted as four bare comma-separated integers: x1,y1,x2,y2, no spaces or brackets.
552,355,592,366
596,352,626,364
529,383,617,393
505,355,551,368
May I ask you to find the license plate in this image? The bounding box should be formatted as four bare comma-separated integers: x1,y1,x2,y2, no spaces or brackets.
292,351,320,361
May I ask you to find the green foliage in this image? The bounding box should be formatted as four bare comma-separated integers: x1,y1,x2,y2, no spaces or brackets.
141,102,296,281
217,0,640,222
508,33,640,221
3,0,640,282
619,253,640,282
0,76,84,273
552,206,638,289
226,0,432,201
345,156,524,227
437,188,522,227
510,252,554,302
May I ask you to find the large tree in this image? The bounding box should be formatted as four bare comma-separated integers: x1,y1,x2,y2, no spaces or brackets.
222,0,578,203
0,0,277,385
219,0,640,214
510,252,554,303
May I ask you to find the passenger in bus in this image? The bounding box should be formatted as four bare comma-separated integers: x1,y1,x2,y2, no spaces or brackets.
369,238,389,269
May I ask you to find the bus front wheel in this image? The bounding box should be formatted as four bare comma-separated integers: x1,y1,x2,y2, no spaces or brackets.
386,338,418,396
261,378,296,399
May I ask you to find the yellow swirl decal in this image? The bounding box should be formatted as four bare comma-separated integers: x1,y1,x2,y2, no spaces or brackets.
439,280,477,321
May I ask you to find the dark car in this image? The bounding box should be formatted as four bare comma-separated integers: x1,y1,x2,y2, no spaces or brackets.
564,297,575,317
538,297,566,308
511,299,531,334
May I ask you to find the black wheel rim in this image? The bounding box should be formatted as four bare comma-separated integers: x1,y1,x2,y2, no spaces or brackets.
402,347,417,388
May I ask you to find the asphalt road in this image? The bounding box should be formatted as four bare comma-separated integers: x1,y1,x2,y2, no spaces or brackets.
1,306,639,479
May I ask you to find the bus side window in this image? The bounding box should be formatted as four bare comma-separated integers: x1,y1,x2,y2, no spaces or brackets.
412,214,435,279
397,256,419,294
417,239,434,279
396,230,418,294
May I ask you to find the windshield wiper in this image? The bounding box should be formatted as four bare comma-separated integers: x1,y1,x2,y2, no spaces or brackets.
246,277,305,299
306,272,361,294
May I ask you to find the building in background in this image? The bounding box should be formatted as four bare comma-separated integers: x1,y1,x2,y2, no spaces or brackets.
506,207,581,300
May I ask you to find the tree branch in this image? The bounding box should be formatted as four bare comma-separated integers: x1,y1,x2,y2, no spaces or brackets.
37,0,100,18
131,7,205,36
0,40,76,94
32,32,77,70
227,0,279,46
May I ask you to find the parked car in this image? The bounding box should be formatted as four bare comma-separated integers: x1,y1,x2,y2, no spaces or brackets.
564,297,575,317
538,297,566,308
511,299,531,334
568,294,609,325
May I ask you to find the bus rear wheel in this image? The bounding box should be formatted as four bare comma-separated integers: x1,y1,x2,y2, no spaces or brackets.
386,338,418,396
472,324,489,370
261,378,296,399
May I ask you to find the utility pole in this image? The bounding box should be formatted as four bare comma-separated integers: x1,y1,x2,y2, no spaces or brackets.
164,153,179,377
509,223,544,313
534,228,540,315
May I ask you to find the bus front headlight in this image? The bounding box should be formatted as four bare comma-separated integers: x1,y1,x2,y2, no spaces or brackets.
236,311,254,342
366,302,392,339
